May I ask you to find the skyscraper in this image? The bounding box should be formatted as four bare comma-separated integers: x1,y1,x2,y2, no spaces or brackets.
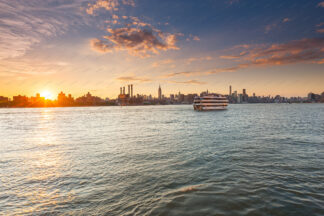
229,85,232,96
130,84,133,98
158,85,162,100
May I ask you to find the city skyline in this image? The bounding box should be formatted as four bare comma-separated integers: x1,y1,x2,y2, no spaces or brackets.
1,0,324,98
1,84,323,108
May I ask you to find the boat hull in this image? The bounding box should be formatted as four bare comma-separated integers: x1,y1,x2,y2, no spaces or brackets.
194,105,227,111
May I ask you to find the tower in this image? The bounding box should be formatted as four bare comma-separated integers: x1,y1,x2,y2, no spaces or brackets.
229,85,232,96
131,84,133,98
128,85,130,95
158,85,162,100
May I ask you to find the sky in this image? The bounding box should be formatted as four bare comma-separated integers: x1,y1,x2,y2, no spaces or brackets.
0,0,324,99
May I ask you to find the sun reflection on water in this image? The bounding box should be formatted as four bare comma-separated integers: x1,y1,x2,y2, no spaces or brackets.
5,109,75,215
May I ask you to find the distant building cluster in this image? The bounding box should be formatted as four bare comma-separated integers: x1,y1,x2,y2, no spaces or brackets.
117,84,198,105
0,85,324,108
227,85,324,104
0,92,115,108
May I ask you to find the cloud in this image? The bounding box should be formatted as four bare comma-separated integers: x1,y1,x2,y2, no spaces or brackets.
90,38,113,53
152,59,174,67
117,76,151,82
0,0,89,60
314,59,324,64
264,18,292,34
86,0,135,14
265,23,277,33
169,80,206,85
193,36,200,41
91,26,179,57
163,66,239,78
317,1,324,7
227,37,324,67
282,18,291,23
186,56,212,64
166,37,324,78
122,0,135,7
227,0,240,5
164,71,198,78
317,22,324,27
87,0,118,14
317,29,324,33
220,51,247,59
186,34,200,41
0,57,67,77
88,1,181,57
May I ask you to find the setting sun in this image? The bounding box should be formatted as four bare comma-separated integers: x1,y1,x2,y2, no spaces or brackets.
40,91,53,100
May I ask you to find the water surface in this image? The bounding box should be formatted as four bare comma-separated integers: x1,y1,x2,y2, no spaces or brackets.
0,104,323,215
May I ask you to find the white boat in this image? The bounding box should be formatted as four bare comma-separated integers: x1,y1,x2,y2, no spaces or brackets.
193,94,228,111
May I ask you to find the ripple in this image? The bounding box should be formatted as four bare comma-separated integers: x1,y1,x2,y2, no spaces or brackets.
0,104,323,215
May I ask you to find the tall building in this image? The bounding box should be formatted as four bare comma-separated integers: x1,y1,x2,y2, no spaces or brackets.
242,88,248,102
158,85,162,100
130,84,133,97
229,85,232,96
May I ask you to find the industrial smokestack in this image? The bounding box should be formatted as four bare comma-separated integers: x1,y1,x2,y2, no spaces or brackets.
128,85,130,95
123,87,125,94
120,87,122,95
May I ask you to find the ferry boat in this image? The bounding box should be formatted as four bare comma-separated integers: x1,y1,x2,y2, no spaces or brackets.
193,94,228,111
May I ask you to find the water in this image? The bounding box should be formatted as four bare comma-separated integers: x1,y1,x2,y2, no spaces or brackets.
0,104,323,215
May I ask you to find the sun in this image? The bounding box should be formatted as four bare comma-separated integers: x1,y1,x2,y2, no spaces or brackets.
40,90,53,100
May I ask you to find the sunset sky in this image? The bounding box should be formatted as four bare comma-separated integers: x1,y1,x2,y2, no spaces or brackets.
1,0,324,98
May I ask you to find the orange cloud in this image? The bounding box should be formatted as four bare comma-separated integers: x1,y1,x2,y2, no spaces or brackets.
166,37,324,78
164,66,240,78
193,36,200,41
86,0,135,15
317,29,324,33
86,0,120,14
282,18,291,23
88,3,181,58
220,51,247,59
117,76,151,82
90,38,112,53
169,80,206,85
91,27,179,57
317,1,324,7
186,56,212,64
317,22,324,27
152,59,174,67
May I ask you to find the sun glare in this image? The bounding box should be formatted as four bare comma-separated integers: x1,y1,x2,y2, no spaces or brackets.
40,91,53,100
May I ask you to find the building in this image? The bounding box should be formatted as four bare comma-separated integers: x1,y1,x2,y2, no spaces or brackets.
75,92,104,106
130,84,133,98
118,86,130,105
12,95,29,107
0,96,9,107
158,85,162,101
29,93,45,107
57,91,74,106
